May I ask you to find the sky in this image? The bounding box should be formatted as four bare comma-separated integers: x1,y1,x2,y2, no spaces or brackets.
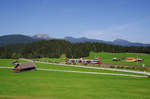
0,0,150,43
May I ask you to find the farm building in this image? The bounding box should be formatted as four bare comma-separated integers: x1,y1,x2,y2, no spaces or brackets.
12,61,36,72
66,58,102,64
126,57,136,62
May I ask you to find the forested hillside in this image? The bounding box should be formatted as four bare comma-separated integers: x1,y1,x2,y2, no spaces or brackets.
0,39,150,59
0,35,36,46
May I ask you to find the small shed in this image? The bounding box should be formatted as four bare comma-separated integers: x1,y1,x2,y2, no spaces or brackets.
19,62,36,71
126,57,136,62
112,57,120,61
13,62,36,72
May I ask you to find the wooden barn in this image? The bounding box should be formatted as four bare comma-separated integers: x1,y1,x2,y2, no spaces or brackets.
12,61,36,72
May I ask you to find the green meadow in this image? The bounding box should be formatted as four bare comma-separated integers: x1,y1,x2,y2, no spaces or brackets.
38,52,150,67
0,59,150,99
87,52,150,66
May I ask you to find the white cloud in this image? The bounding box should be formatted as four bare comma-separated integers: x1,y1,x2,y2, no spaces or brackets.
78,18,150,43
78,30,105,39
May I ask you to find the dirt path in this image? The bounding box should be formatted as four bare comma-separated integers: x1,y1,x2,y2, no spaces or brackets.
0,66,148,78
20,58,150,76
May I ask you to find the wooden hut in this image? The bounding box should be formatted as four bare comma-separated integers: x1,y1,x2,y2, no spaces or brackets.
13,62,36,72
126,57,136,62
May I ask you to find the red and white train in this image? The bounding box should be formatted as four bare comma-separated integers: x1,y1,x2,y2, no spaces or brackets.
66,58,102,64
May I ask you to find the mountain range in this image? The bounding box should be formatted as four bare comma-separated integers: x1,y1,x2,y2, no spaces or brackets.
0,34,36,46
64,36,150,47
33,34,51,40
0,34,150,47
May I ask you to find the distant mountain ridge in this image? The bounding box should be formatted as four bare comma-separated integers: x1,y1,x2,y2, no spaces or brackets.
64,36,111,44
32,34,51,40
0,34,52,46
64,36,150,47
0,34,36,46
0,34,150,47
112,39,149,46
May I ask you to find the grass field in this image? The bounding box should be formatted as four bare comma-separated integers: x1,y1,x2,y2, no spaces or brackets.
0,59,148,76
38,52,150,67
87,52,150,66
0,59,150,99
37,52,150,72
39,57,65,63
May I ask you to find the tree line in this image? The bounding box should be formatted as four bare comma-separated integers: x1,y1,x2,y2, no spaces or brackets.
0,39,150,59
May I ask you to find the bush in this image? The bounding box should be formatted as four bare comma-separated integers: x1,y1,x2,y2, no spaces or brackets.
110,65,115,68
54,61,59,63
66,62,71,64
84,63,88,66
117,66,121,69
120,66,124,69
146,67,150,72
60,53,66,58
73,63,76,65
98,64,101,67
124,66,131,69
136,66,146,71
48,60,52,63
131,67,136,69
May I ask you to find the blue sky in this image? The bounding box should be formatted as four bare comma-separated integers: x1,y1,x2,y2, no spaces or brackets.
0,0,150,43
